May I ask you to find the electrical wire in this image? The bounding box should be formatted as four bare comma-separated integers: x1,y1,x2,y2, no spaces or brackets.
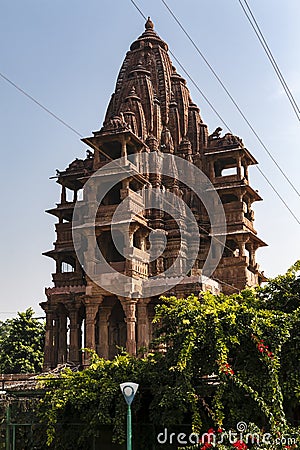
0,72,82,137
0,16,294,292
170,52,300,225
0,71,242,290
130,0,300,226
158,0,300,200
238,0,300,122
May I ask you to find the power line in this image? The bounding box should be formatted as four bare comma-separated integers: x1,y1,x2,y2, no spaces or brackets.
238,0,300,122
158,0,300,200
130,0,147,20
0,72,83,138
131,0,229,130
130,0,300,226
0,15,297,291
0,70,239,256
0,3,298,228
0,69,244,291
168,51,232,131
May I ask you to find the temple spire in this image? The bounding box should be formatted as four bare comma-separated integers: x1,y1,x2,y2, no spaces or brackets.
145,16,154,30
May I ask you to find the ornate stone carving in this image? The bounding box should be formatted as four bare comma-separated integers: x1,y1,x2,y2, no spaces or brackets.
102,113,129,132
41,18,266,369
209,127,222,139
217,133,244,148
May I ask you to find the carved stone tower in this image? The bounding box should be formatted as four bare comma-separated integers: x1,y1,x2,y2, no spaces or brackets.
41,19,266,369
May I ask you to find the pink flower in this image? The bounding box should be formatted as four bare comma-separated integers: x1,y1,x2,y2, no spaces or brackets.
233,440,248,449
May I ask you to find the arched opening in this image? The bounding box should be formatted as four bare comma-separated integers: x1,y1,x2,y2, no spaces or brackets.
62,261,75,273
223,239,239,258
56,304,68,365
102,141,122,160
66,188,73,202
133,229,144,250
97,230,125,263
99,182,122,205
108,300,127,358
221,167,237,177
214,157,237,177
81,318,85,350
66,316,70,361
129,179,142,192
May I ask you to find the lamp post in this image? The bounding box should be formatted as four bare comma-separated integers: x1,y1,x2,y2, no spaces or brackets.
120,382,139,450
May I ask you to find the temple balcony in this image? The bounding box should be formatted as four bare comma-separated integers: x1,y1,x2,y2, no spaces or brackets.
54,222,73,249
52,271,85,287
125,247,150,279
95,191,146,227
93,249,149,279
126,260,148,278
212,202,256,233
91,260,145,298
46,201,75,220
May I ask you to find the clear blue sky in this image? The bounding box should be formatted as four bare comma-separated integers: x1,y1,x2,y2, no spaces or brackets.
0,1,299,319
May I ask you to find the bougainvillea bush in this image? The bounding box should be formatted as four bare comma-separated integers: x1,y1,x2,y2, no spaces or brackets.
38,262,300,449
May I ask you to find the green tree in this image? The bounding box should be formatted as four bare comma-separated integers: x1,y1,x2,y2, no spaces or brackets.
38,263,300,449
0,308,45,373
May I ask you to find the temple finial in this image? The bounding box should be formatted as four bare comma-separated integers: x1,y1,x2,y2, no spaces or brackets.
145,17,154,30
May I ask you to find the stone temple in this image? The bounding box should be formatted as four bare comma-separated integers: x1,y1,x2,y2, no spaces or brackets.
40,18,267,369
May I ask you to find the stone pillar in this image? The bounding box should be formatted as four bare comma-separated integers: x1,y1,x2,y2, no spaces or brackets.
249,242,257,267
209,161,215,179
56,259,61,274
121,299,137,356
94,148,100,167
53,317,59,365
236,236,246,257
57,313,67,364
75,258,81,273
98,306,112,359
43,307,56,369
83,300,100,365
61,185,67,204
137,300,150,351
121,139,127,159
69,308,81,364
237,156,242,179
85,302,99,351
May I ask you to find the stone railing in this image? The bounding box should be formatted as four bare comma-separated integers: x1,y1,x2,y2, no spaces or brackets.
52,272,84,287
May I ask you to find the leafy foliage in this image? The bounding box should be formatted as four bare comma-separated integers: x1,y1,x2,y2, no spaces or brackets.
0,308,45,373
37,262,300,449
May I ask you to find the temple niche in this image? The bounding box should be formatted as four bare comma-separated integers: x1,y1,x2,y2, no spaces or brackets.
40,18,267,369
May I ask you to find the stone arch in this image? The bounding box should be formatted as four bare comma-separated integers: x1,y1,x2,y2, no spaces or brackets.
96,296,127,359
